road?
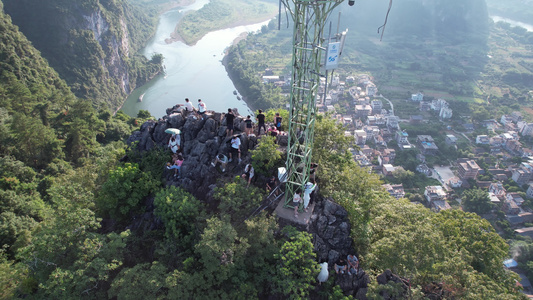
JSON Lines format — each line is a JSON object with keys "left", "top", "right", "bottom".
{"left": 380, "top": 94, "right": 394, "bottom": 116}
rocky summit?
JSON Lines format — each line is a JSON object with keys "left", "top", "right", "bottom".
{"left": 126, "top": 105, "right": 377, "bottom": 297}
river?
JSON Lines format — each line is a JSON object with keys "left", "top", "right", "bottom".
{"left": 120, "top": 0, "right": 270, "bottom": 118}
{"left": 491, "top": 15, "right": 533, "bottom": 32}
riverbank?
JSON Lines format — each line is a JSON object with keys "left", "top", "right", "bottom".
{"left": 221, "top": 46, "right": 254, "bottom": 112}
{"left": 169, "top": 0, "right": 277, "bottom": 46}
{"left": 167, "top": 15, "right": 273, "bottom": 45}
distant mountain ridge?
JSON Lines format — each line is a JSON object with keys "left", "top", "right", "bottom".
{"left": 2, "top": 0, "right": 162, "bottom": 110}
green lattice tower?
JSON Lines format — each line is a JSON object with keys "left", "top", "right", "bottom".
{"left": 281, "top": 0, "right": 343, "bottom": 209}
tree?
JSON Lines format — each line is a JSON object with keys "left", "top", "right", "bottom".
{"left": 167, "top": 217, "right": 250, "bottom": 299}
{"left": 214, "top": 177, "right": 264, "bottom": 224}
{"left": 11, "top": 113, "right": 63, "bottom": 168}
{"left": 108, "top": 262, "right": 168, "bottom": 300}
{"left": 390, "top": 168, "right": 415, "bottom": 188}
{"left": 251, "top": 135, "right": 282, "bottom": 175}
{"left": 433, "top": 210, "right": 509, "bottom": 278}
{"left": 366, "top": 199, "right": 448, "bottom": 280}
{"left": 237, "top": 214, "right": 280, "bottom": 295}
{"left": 33, "top": 231, "right": 128, "bottom": 299}
{"left": 63, "top": 100, "right": 105, "bottom": 164}
{"left": 461, "top": 188, "right": 493, "bottom": 214}
{"left": 274, "top": 228, "right": 319, "bottom": 299}
{"left": 0, "top": 252, "right": 28, "bottom": 298}
{"left": 97, "top": 162, "right": 159, "bottom": 222}
{"left": 312, "top": 115, "right": 381, "bottom": 253}
{"left": 153, "top": 186, "right": 203, "bottom": 249}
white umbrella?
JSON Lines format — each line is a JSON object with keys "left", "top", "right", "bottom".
{"left": 165, "top": 128, "right": 181, "bottom": 135}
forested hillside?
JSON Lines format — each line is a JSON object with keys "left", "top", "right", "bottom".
{"left": 2, "top": 0, "right": 163, "bottom": 110}
{"left": 0, "top": 3, "right": 149, "bottom": 296}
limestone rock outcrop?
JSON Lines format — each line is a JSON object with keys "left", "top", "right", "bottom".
{"left": 309, "top": 197, "right": 370, "bottom": 297}
{"left": 127, "top": 107, "right": 254, "bottom": 200}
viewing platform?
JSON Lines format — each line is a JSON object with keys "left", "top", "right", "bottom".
{"left": 274, "top": 195, "right": 316, "bottom": 226}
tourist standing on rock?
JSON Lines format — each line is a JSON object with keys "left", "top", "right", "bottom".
{"left": 197, "top": 99, "right": 207, "bottom": 120}
{"left": 244, "top": 115, "right": 253, "bottom": 136}
{"left": 184, "top": 98, "right": 194, "bottom": 113}
{"left": 303, "top": 180, "right": 316, "bottom": 212}
{"left": 211, "top": 153, "right": 228, "bottom": 172}
{"left": 293, "top": 188, "right": 302, "bottom": 218}
{"left": 256, "top": 109, "right": 266, "bottom": 135}
{"left": 229, "top": 135, "right": 241, "bottom": 163}
{"left": 241, "top": 163, "right": 255, "bottom": 187}
{"left": 274, "top": 112, "right": 283, "bottom": 131}
{"left": 225, "top": 108, "right": 235, "bottom": 137}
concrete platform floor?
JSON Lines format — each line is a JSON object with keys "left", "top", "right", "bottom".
{"left": 274, "top": 195, "right": 316, "bottom": 225}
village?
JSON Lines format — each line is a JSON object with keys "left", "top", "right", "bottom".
{"left": 263, "top": 70, "right": 533, "bottom": 291}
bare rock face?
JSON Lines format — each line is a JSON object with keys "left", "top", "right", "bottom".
{"left": 310, "top": 198, "right": 354, "bottom": 265}
{"left": 309, "top": 197, "right": 370, "bottom": 297}
{"left": 335, "top": 270, "right": 371, "bottom": 299}
{"left": 127, "top": 109, "right": 250, "bottom": 201}
{"left": 375, "top": 269, "right": 410, "bottom": 299}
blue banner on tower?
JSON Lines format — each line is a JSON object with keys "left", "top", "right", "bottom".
{"left": 325, "top": 42, "right": 340, "bottom": 70}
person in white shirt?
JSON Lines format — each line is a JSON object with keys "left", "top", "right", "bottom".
{"left": 211, "top": 153, "right": 229, "bottom": 172}
{"left": 197, "top": 99, "right": 207, "bottom": 119}
{"left": 184, "top": 98, "right": 194, "bottom": 112}
{"left": 303, "top": 180, "right": 317, "bottom": 212}
{"left": 229, "top": 135, "right": 241, "bottom": 163}
{"left": 242, "top": 164, "right": 254, "bottom": 187}
{"left": 168, "top": 135, "right": 180, "bottom": 153}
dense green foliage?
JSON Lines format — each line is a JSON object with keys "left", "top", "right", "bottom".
{"left": 274, "top": 228, "right": 320, "bottom": 299}
{"left": 153, "top": 186, "right": 203, "bottom": 247}
{"left": 97, "top": 162, "right": 160, "bottom": 222}
{"left": 214, "top": 177, "right": 264, "bottom": 224}
{"left": 462, "top": 188, "right": 494, "bottom": 214}
{"left": 310, "top": 113, "right": 523, "bottom": 297}
{"left": 250, "top": 135, "right": 282, "bottom": 175}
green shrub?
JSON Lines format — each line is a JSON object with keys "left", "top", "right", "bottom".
{"left": 97, "top": 163, "right": 159, "bottom": 222}
{"left": 153, "top": 186, "right": 203, "bottom": 248}
{"left": 214, "top": 177, "right": 264, "bottom": 224}
{"left": 251, "top": 135, "right": 282, "bottom": 176}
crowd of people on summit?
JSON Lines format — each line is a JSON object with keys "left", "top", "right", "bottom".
{"left": 165, "top": 98, "right": 323, "bottom": 214}
{"left": 162, "top": 97, "right": 357, "bottom": 284}
{"left": 165, "top": 98, "right": 285, "bottom": 186}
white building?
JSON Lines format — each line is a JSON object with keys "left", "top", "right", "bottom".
{"left": 366, "top": 83, "right": 378, "bottom": 97}
{"left": 439, "top": 106, "right": 453, "bottom": 119}
{"left": 411, "top": 93, "right": 424, "bottom": 101}
{"left": 424, "top": 186, "right": 447, "bottom": 203}
{"left": 354, "top": 130, "right": 367, "bottom": 145}
{"left": 386, "top": 115, "right": 400, "bottom": 129}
